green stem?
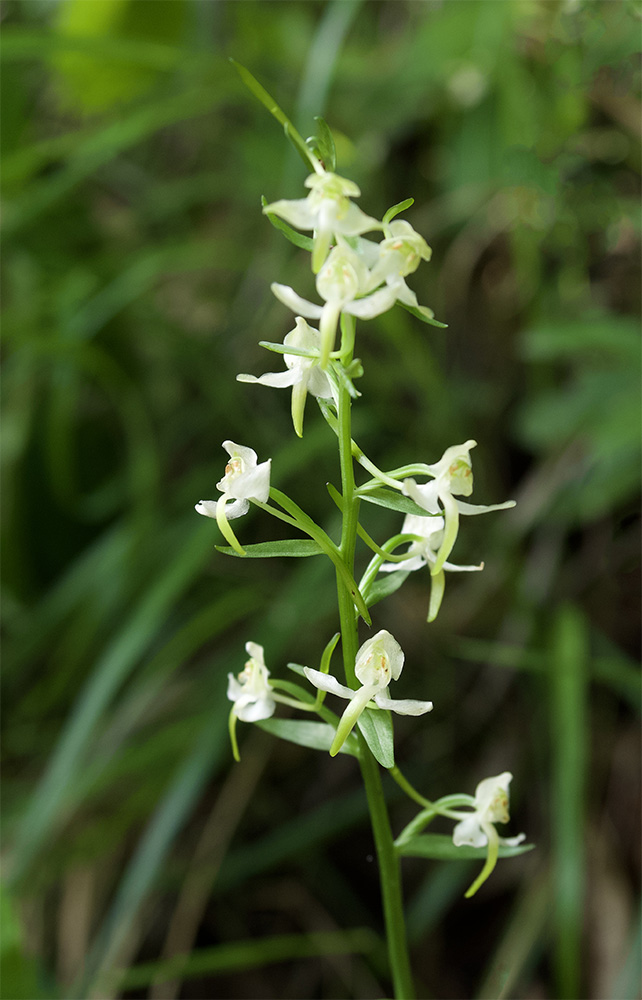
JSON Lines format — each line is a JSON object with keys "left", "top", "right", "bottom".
{"left": 334, "top": 332, "right": 415, "bottom": 999}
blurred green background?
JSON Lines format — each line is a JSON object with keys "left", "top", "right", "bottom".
{"left": 2, "top": 1, "right": 640, "bottom": 997}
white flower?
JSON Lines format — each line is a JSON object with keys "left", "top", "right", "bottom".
{"left": 272, "top": 243, "right": 400, "bottom": 367}
{"left": 263, "top": 168, "right": 381, "bottom": 273}
{"left": 227, "top": 642, "right": 276, "bottom": 762}
{"left": 236, "top": 318, "right": 336, "bottom": 437}
{"left": 450, "top": 772, "right": 526, "bottom": 897}
{"left": 379, "top": 511, "right": 483, "bottom": 621}
{"left": 227, "top": 642, "right": 276, "bottom": 723}
{"left": 195, "top": 441, "right": 271, "bottom": 555}
{"left": 363, "top": 219, "right": 435, "bottom": 320}
{"left": 402, "top": 440, "right": 515, "bottom": 577}
{"left": 304, "top": 629, "right": 433, "bottom": 756}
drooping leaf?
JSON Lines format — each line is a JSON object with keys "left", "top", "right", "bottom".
{"left": 216, "top": 540, "right": 324, "bottom": 558}
{"left": 261, "top": 197, "right": 315, "bottom": 251}
{"left": 256, "top": 718, "right": 359, "bottom": 757}
{"left": 398, "top": 301, "right": 448, "bottom": 328}
{"left": 396, "top": 834, "right": 535, "bottom": 861}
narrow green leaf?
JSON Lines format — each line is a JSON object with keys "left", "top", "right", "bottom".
{"left": 396, "top": 834, "right": 535, "bottom": 861}
{"left": 269, "top": 488, "right": 371, "bottom": 624}
{"left": 550, "top": 605, "right": 588, "bottom": 999}
{"left": 310, "top": 115, "right": 337, "bottom": 172}
{"left": 359, "top": 487, "right": 436, "bottom": 518}
{"left": 398, "top": 301, "right": 448, "bottom": 328}
{"left": 331, "top": 358, "right": 362, "bottom": 399}
{"left": 357, "top": 709, "right": 395, "bottom": 769}
{"left": 363, "top": 570, "right": 410, "bottom": 609}
{"left": 229, "top": 59, "right": 316, "bottom": 170}
{"left": 383, "top": 198, "right": 414, "bottom": 225}
{"left": 286, "top": 662, "right": 307, "bottom": 679}
{"left": 216, "top": 540, "right": 323, "bottom": 558}
{"left": 261, "top": 197, "right": 315, "bottom": 251}
{"left": 256, "top": 718, "right": 359, "bottom": 757}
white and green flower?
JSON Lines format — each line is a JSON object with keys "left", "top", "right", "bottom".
{"left": 304, "top": 629, "right": 433, "bottom": 756}
{"left": 272, "top": 240, "right": 417, "bottom": 367}
{"left": 450, "top": 772, "right": 526, "bottom": 897}
{"left": 363, "top": 219, "right": 435, "bottom": 320}
{"left": 263, "top": 168, "right": 381, "bottom": 273}
{"left": 227, "top": 642, "right": 276, "bottom": 761}
{"left": 379, "top": 511, "right": 483, "bottom": 621}
{"left": 227, "top": 641, "right": 276, "bottom": 722}
{"left": 402, "top": 440, "right": 515, "bottom": 577}
{"left": 195, "top": 440, "right": 271, "bottom": 555}
{"left": 236, "top": 317, "right": 336, "bottom": 437}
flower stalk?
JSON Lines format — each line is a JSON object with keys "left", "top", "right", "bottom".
{"left": 196, "top": 68, "right": 529, "bottom": 999}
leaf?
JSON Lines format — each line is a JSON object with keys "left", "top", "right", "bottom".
{"left": 229, "top": 59, "right": 316, "bottom": 170}
{"left": 396, "top": 833, "right": 535, "bottom": 861}
{"left": 258, "top": 341, "right": 318, "bottom": 359}
{"left": 286, "top": 662, "right": 307, "bottom": 679}
{"left": 256, "top": 718, "right": 359, "bottom": 757}
{"left": 358, "top": 487, "right": 436, "bottom": 518}
{"left": 364, "top": 571, "right": 410, "bottom": 609}
{"left": 310, "top": 116, "right": 337, "bottom": 172}
{"left": 331, "top": 358, "right": 362, "bottom": 399}
{"left": 269, "top": 488, "right": 371, "bottom": 625}
{"left": 357, "top": 709, "right": 395, "bottom": 769}
{"left": 261, "top": 197, "right": 315, "bottom": 251}
{"left": 383, "top": 198, "right": 414, "bottom": 225}
{"left": 216, "top": 540, "right": 324, "bottom": 558}
{"left": 398, "top": 301, "right": 448, "bottom": 328}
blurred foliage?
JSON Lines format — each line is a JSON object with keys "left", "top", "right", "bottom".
{"left": 1, "top": 1, "right": 640, "bottom": 998}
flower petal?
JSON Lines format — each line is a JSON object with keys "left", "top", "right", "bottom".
{"left": 303, "top": 667, "right": 354, "bottom": 700}
{"left": 373, "top": 694, "right": 433, "bottom": 715}
{"left": 263, "top": 197, "right": 317, "bottom": 230}
{"left": 237, "top": 370, "right": 299, "bottom": 389}
{"left": 453, "top": 815, "right": 487, "bottom": 848}
{"left": 271, "top": 283, "right": 323, "bottom": 319}
{"left": 455, "top": 499, "right": 516, "bottom": 515}
{"left": 345, "top": 285, "right": 397, "bottom": 319}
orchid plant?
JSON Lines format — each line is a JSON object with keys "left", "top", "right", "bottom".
{"left": 197, "top": 63, "right": 532, "bottom": 999}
